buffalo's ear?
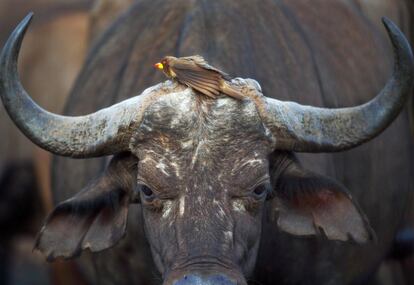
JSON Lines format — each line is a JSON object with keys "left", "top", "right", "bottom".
{"left": 34, "top": 153, "right": 138, "bottom": 261}
{"left": 270, "top": 153, "right": 375, "bottom": 243}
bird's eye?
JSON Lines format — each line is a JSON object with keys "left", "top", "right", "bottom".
{"left": 140, "top": 185, "right": 154, "bottom": 200}
{"left": 252, "top": 183, "right": 270, "bottom": 199}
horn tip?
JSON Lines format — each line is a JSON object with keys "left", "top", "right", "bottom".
{"left": 19, "top": 12, "right": 34, "bottom": 32}
{"left": 1, "top": 12, "right": 34, "bottom": 61}
{"left": 381, "top": 16, "right": 391, "bottom": 26}
{"left": 381, "top": 16, "right": 414, "bottom": 70}
{"left": 381, "top": 16, "right": 399, "bottom": 37}
{"left": 380, "top": 16, "right": 408, "bottom": 45}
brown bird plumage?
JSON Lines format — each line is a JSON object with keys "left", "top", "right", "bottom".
{"left": 154, "top": 55, "right": 244, "bottom": 100}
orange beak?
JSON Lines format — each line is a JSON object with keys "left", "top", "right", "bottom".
{"left": 154, "top": 62, "right": 164, "bottom": 70}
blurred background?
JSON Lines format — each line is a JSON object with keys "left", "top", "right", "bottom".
{"left": 0, "top": 0, "right": 413, "bottom": 285}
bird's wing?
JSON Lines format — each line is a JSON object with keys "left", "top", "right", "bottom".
{"left": 171, "top": 60, "right": 222, "bottom": 98}
{"left": 178, "top": 56, "right": 231, "bottom": 80}
{"left": 192, "top": 56, "right": 231, "bottom": 79}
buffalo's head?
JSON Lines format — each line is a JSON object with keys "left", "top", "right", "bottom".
{"left": 1, "top": 14, "right": 413, "bottom": 285}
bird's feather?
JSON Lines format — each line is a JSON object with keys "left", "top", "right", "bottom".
{"left": 171, "top": 60, "right": 223, "bottom": 98}
{"left": 179, "top": 55, "right": 231, "bottom": 80}
{"left": 177, "top": 72, "right": 219, "bottom": 98}
{"left": 182, "top": 72, "right": 220, "bottom": 89}
{"left": 189, "top": 84, "right": 217, "bottom": 98}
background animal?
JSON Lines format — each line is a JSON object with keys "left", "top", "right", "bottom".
{"left": 0, "top": 1, "right": 136, "bottom": 284}
{"left": 0, "top": 2, "right": 90, "bottom": 284}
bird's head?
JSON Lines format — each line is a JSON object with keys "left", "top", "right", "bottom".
{"left": 154, "top": 57, "right": 171, "bottom": 70}
{"left": 154, "top": 56, "right": 177, "bottom": 77}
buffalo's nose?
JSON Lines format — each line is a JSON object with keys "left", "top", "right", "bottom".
{"left": 173, "top": 274, "right": 237, "bottom": 285}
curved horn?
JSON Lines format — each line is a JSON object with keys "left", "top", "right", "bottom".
{"left": 263, "top": 18, "right": 414, "bottom": 152}
{"left": 0, "top": 13, "right": 142, "bottom": 158}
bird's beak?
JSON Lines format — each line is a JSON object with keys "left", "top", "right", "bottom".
{"left": 154, "top": 62, "right": 164, "bottom": 70}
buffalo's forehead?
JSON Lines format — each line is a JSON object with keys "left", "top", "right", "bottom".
{"left": 131, "top": 80, "right": 272, "bottom": 184}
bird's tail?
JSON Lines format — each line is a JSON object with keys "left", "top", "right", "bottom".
{"left": 220, "top": 81, "right": 245, "bottom": 100}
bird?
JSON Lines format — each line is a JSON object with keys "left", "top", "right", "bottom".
{"left": 154, "top": 55, "right": 244, "bottom": 100}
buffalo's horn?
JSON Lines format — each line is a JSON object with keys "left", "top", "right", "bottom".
{"left": 263, "top": 18, "right": 414, "bottom": 152}
{"left": 0, "top": 13, "right": 143, "bottom": 158}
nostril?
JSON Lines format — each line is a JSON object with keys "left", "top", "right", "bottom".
{"left": 207, "top": 275, "right": 236, "bottom": 284}
{"left": 172, "top": 274, "right": 237, "bottom": 285}
{"left": 172, "top": 274, "right": 198, "bottom": 285}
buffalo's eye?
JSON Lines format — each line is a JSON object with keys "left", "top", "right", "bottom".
{"left": 252, "top": 183, "right": 270, "bottom": 199}
{"left": 140, "top": 185, "right": 154, "bottom": 200}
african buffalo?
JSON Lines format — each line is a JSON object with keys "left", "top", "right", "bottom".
{"left": 1, "top": 1, "right": 414, "bottom": 284}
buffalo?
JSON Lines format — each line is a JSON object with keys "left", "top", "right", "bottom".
{"left": 1, "top": 1, "right": 414, "bottom": 284}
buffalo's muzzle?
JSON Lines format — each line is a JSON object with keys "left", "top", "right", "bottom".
{"left": 172, "top": 274, "right": 238, "bottom": 285}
